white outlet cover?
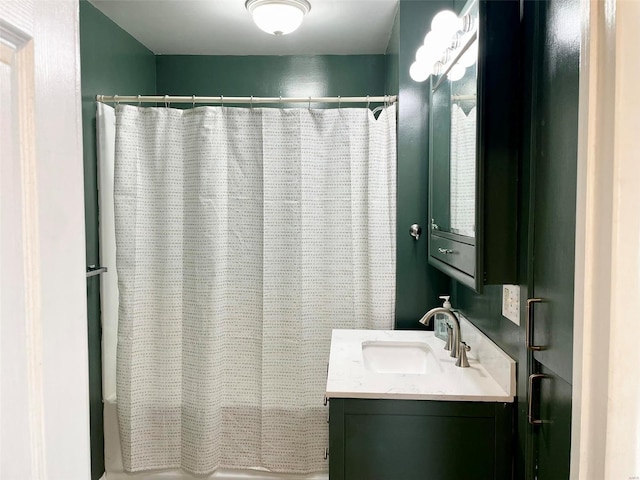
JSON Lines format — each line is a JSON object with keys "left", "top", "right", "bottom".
{"left": 502, "top": 284, "right": 520, "bottom": 325}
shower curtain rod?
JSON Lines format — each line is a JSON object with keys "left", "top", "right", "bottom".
{"left": 96, "top": 94, "right": 398, "bottom": 106}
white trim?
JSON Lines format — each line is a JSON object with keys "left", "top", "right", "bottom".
{"left": 603, "top": 0, "right": 640, "bottom": 475}
{"left": 572, "top": 0, "right": 615, "bottom": 477}
{"left": 572, "top": 0, "right": 640, "bottom": 478}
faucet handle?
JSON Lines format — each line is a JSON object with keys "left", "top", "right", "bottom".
{"left": 444, "top": 325, "right": 453, "bottom": 351}
{"left": 456, "top": 341, "right": 471, "bottom": 368}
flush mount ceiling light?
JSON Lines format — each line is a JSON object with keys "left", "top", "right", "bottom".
{"left": 245, "top": 0, "right": 311, "bottom": 36}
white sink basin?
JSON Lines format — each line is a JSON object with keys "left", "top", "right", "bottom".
{"left": 361, "top": 340, "right": 442, "bottom": 374}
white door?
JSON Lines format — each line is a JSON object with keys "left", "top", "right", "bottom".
{"left": 0, "top": 1, "right": 90, "bottom": 479}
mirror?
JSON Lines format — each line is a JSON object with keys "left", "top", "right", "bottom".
{"left": 429, "top": 0, "right": 478, "bottom": 240}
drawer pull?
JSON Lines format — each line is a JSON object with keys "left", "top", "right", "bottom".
{"left": 438, "top": 248, "right": 455, "bottom": 254}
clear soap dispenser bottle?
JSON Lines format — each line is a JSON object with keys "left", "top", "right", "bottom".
{"left": 434, "top": 295, "right": 452, "bottom": 342}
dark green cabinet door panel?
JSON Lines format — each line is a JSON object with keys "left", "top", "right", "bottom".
{"left": 532, "top": 364, "right": 572, "bottom": 480}
{"left": 530, "top": 0, "right": 579, "bottom": 385}
{"left": 329, "top": 399, "right": 513, "bottom": 480}
{"left": 345, "top": 414, "right": 494, "bottom": 480}
{"left": 525, "top": 0, "right": 579, "bottom": 477}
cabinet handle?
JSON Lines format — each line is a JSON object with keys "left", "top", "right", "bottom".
{"left": 324, "top": 448, "right": 329, "bottom": 460}
{"left": 323, "top": 395, "right": 328, "bottom": 406}
{"left": 526, "top": 298, "right": 545, "bottom": 351}
{"left": 528, "top": 373, "right": 549, "bottom": 425}
{"left": 438, "top": 248, "right": 455, "bottom": 254}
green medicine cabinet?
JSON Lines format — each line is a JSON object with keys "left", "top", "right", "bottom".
{"left": 428, "top": 0, "right": 520, "bottom": 292}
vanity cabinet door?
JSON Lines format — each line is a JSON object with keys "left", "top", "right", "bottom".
{"left": 329, "top": 399, "right": 513, "bottom": 480}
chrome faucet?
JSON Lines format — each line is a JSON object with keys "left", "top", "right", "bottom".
{"left": 418, "top": 307, "right": 466, "bottom": 365}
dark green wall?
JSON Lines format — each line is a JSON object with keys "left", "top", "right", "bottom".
{"left": 395, "top": 1, "right": 450, "bottom": 329}
{"left": 156, "top": 55, "right": 386, "bottom": 107}
{"left": 79, "top": 2, "right": 156, "bottom": 478}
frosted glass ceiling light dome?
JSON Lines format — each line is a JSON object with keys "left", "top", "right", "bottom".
{"left": 246, "top": 0, "right": 311, "bottom": 36}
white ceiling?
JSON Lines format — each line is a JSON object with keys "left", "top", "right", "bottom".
{"left": 89, "top": 0, "right": 400, "bottom": 55}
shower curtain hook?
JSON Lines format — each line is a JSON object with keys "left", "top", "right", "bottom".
{"left": 114, "top": 94, "right": 119, "bottom": 106}
{"left": 250, "top": 95, "right": 254, "bottom": 110}
{"left": 338, "top": 96, "right": 341, "bottom": 109}
{"left": 137, "top": 95, "right": 141, "bottom": 107}
{"left": 164, "top": 95, "right": 169, "bottom": 108}
{"left": 308, "top": 96, "right": 311, "bottom": 110}
{"left": 367, "top": 95, "right": 370, "bottom": 109}
{"left": 221, "top": 95, "right": 224, "bottom": 107}
{"left": 279, "top": 96, "right": 282, "bottom": 109}
{"left": 192, "top": 95, "right": 196, "bottom": 108}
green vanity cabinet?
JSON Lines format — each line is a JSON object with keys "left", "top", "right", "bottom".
{"left": 329, "top": 398, "right": 513, "bottom": 480}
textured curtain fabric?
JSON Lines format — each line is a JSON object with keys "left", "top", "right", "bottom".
{"left": 114, "top": 105, "right": 396, "bottom": 474}
{"left": 450, "top": 104, "right": 476, "bottom": 237}
{"left": 96, "top": 103, "right": 119, "bottom": 401}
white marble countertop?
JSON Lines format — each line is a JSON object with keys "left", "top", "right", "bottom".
{"left": 326, "top": 319, "right": 515, "bottom": 403}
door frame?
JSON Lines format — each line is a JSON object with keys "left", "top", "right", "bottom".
{"left": 0, "top": 0, "right": 91, "bottom": 478}
{"left": 572, "top": 0, "right": 640, "bottom": 478}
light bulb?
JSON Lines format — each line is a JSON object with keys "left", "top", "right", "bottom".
{"left": 459, "top": 41, "right": 478, "bottom": 68}
{"left": 416, "top": 45, "right": 435, "bottom": 65}
{"left": 424, "top": 31, "right": 450, "bottom": 58}
{"left": 251, "top": 4, "right": 304, "bottom": 35}
{"left": 410, "top": 61, "right": 432, "bottom": 82}
{"left": 246, "top": 0, "right": 312, "bottom": 36}
{"left": 431, "top": 10, "right": 462, "bottom": 37}
{"left": 448, "top": 64, "right": 466, "bottom": 82}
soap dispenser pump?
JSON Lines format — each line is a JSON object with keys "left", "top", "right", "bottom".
{"left": 439, "top": 295, "right": 452, "bottom": 310}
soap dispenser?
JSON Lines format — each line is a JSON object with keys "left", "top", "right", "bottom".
{"left": 440, "top": 295, "right": 452, "bottom": 310}
{"left": 434, "top": 295, "right": 452, "bottom": 342}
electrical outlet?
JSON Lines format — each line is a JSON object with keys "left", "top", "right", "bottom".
{"left": 502, "top": 285, "right": 520, "bottom": 325}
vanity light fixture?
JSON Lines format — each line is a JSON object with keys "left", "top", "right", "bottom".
{"left": 409, "top": 9, "right": 474, "bottom": 83}
{"left": 245, "top": 0, "right": 311, "bottom": 36}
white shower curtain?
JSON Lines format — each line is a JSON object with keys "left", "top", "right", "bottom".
{"left": 113, "top": 104, "right": 396, "bottom": 474}
{"left": 450, "top": 103, "right": 476, "bottom": 237}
